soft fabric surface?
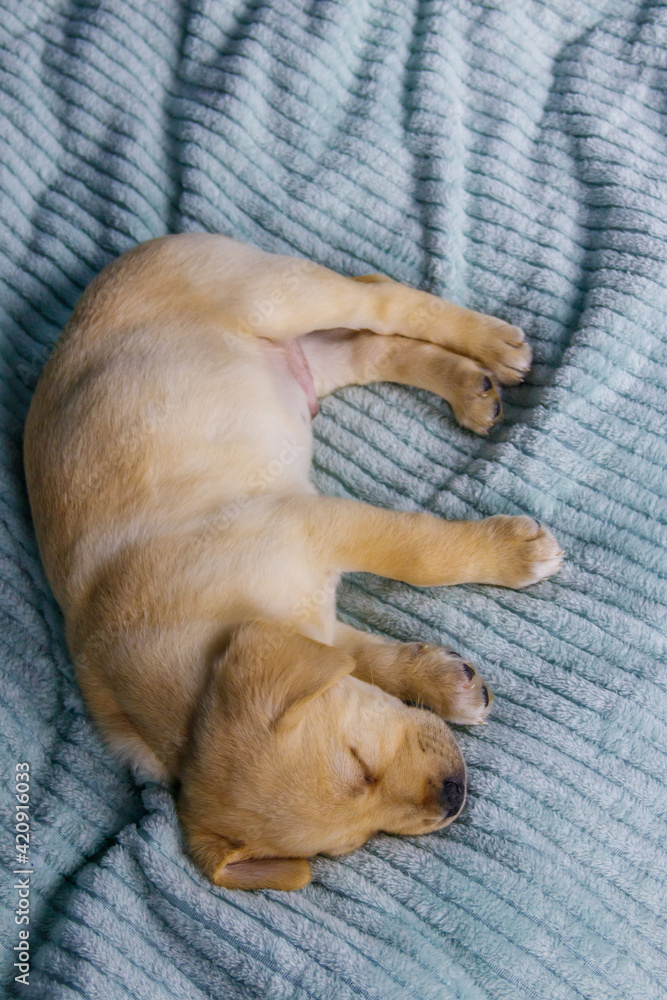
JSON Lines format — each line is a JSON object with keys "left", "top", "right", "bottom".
{"left": 1, "top": 1, "right": 666, "bottom": 998}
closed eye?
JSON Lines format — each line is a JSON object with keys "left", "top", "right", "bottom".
{"left": 349, "top": 746, "right": 378, "bottom": 786}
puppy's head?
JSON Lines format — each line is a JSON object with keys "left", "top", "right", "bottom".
{"left": 178, "top": 621, "right": 466, "bottom": 890}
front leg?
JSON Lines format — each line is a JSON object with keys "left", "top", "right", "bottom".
{"left": 334, "top": 623, "right": 492, "bottom": 725}
{"left": 292, "top": 496, "right": 563, "bottom": 589}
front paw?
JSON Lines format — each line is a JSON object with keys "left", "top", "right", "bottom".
{"left": 404, "top": 643, "right": 493, "bottom": 725}
{"left": 478, "top": 515, "right": 564, "bottom": 588}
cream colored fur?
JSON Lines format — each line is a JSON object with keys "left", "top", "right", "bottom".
{"left": 24, "top": 234, "right": 562, "bottom": 890}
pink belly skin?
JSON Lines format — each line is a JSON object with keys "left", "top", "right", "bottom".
{"left": 284, "top": 339, "right": 319, "bottom": 419}
{"left": 261, "top": 338, "right": 319, "bottom": 421}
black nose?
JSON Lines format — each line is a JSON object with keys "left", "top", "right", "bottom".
{"left": 440, "top": 779, "right": 465, "bottom": 818}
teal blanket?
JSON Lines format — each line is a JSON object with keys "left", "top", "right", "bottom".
{"left": 1, "top": 1, "right": 666, "bottom": 997}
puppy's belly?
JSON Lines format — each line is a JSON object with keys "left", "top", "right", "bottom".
{"left": 260, "top": 338, "right": 319, "bottom": 424}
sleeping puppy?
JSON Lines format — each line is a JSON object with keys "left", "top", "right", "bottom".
{"left": 24, "top": 234, "right": 562, "bottom": 890}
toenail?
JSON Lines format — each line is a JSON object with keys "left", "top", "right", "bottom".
{"left": 493, "top": 401, "right": 500, "bottom": 418}
{"left": 481, "top": 685, "right": 489, "bottom": 707}
{"left": 481, "top": 376, "right": 492, "bottom": 393}
{"left": 462, "top": 663, "right": 474, "bottom": 681}
{"left": 532, "top": 518, "right": 541, "bottom": 530}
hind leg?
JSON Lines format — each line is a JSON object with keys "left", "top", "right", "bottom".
{"left": 122, "top": 235, "right": 529, "bottom": 388}
{"left": 300, "top": 328, "right": 504, "bottom": 434}
{"left": 347, "top": 273, "right": 531, "bottom": 386}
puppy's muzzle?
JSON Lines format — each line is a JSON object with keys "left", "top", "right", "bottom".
{"left": 440, "top": 777, "right": 466, "bottom": 818}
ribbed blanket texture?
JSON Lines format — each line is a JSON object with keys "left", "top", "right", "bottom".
{"left": 1, "top": 1, "right": 666, "bottom": 998}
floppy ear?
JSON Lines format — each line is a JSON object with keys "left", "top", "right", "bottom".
{"left": 218, "top": 619, "right": 355, "bottom": 726}
{"left": 186, "top": 825, "right": 311, "bottom": 891}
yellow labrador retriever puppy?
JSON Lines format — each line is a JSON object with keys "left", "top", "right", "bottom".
{"left": 24, "top": 234, "right": 562, "bottom": 890}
